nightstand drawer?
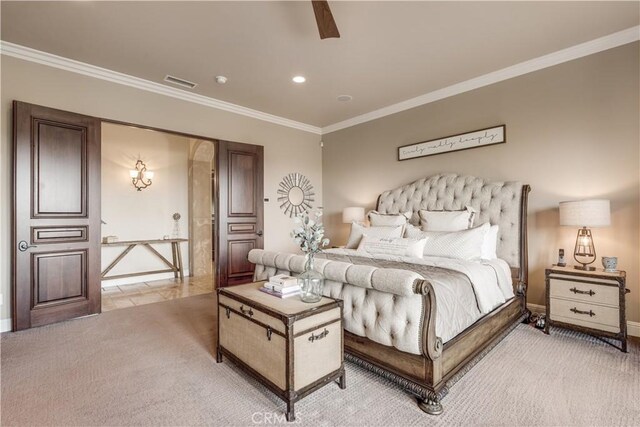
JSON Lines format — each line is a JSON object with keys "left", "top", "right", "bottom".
{"left": 549, "top": 298, "right": 620, "bottom": 333}
{"left": 545, "top": 266, "right": 628, "bottom": 352}
{"left": 549, "top": 278, "right": 618, "bottom": 307}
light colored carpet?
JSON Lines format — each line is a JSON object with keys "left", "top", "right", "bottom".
{"left": 1, "top": 293, "right": 638, "bottom": 426}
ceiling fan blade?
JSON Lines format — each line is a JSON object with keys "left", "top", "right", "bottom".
{"left": 311, "top": 1, "right": 340, "bottom": 39}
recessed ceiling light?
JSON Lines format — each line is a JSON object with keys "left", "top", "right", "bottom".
{"left": 292, "top": 76, "right": 306, "bottom": 83}
{"left": 337, "top": 95, "right": 353, "bottom": 102}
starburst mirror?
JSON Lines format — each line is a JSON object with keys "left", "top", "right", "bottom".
{"left": 277, "top": 173, "right": 315, "bottom": 217}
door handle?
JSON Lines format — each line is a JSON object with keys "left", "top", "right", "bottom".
{"left": 256, "top": 230, "right": 263, "bottom": 236}
{"left": 18, "top": 240, "right": 38, "bottom": 252}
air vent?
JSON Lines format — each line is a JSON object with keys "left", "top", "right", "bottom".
{"left": 163, "top": 75, "right": 197, "bottom": 89}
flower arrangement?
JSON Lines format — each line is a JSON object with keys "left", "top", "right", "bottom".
{"left": 291, "top": 210, "right": 329, "bottom": 303}
{"left": 291, "top": 210, "right": 330, "bottom": 257}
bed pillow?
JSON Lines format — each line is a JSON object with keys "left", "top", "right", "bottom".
{"left": 357, "top": 235, "right": 427, "bottom": 258}
{"left": 481, "top": 224, "right": 499, "bottom": 260}
{"left": 405, "top": 222, "right": 489, "bottom": 260}
{"left": 368, "top": 210, "right": 412, "bottom": 227}
{"left": 418, "top": 206, "right": 475, "bottom": 232}
{"left": 345, "top": 222, "right": 404, "bottom": 249}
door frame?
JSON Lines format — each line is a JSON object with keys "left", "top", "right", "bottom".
{"left": 100, "top": 118, "right": 223, "bottom": 286}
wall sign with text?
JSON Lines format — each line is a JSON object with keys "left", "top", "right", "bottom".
{"left": 398, "top": 125, "right": 506, "bottom": 161}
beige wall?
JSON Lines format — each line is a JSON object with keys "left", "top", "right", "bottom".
{"left": 0, "top": 55, "right": 322, "bottom": 325}
{"left": 322, "top": 43, "right": 640, "bottom": 322}
{"left": 101, "top": 123, "right": 190, "bottom": 285}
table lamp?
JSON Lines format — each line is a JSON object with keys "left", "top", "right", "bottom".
{"left": 342, "top": 207, "right": 365, "bottom": 225}
{"left": 559, "top": 199, "right": 610, "bottom": 271}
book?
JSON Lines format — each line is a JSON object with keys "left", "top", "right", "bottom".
{"left": 269, "top": 274, "right": 298, "bottom": 287}
{"left": 263, "top": 282, "right": 300, "bottom": 294}
{"left": 259, "top": 286, "right": 300, "bottom": 299}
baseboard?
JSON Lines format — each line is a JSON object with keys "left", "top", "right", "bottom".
{"left": 1, "top": 318, "right": 12, "bottom": 333}
{"left": 527, "top": 303, "right": 640, "bottom": 338}
{"left": 101, "top": 270, "right": 189, "bottom": 288}
{"left": 527, "top": 303, "right": 546, "bottom": 314}
{"left": 627, "top": 321, "right": 640, "bottom": 338}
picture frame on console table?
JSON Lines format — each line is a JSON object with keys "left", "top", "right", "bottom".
{"left": 398, "top": 125, "right": 506, "bottom": 161}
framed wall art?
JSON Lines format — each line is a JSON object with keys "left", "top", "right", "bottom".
{"left": 398, "top": 125, "right": 506, "bottom": 161}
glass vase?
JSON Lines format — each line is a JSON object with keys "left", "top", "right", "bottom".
{"left": 298, "top": 254, "right": 324, "bottom": 303}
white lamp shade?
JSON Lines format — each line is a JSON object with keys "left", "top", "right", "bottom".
{"left": 342, "top": 207, "right": 365, "bottom": 224}
{"left": 559, "top": 199, "right": 610, "bottom": 227}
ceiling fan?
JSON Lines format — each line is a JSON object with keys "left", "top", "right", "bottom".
{"left": 311, "top": 1, "right": 340, "bottom": 39}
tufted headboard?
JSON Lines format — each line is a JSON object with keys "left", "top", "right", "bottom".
{"left": 376, "top": 173, "right": 530, "bottom": 287}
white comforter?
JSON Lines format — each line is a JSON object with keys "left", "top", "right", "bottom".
{"left": 323, "top": 248, "right": 514, "bottom": 343}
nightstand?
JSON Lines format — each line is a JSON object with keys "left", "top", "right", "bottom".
{"left": 545, "top": 265, "right": 629, "bottom": 352}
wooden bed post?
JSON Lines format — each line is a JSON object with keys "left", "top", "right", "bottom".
{"left": 518, "top": 185, "right": 531, "bottom": 318}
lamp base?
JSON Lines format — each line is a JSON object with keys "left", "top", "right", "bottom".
{"left": 574, "top": 265, "right": 596, "bottom": 271}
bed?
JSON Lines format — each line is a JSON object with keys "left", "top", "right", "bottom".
{"left": 249, "top": 173, "right": 530, "bottom": 414}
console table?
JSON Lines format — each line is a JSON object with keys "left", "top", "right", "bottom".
{"left": 101, "top": 238, "right": 188, "bottom": 281}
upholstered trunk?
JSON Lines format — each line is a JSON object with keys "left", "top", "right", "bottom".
{"left": 217, "top": 282, "right": 345, "bottom": 421}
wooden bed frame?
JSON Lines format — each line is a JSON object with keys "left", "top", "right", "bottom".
{"left": 342, "top": 182, "right": 531, "bottom": 415}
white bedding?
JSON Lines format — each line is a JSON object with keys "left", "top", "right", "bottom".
{"left": 323, "top": 248, "right": 514, "bottom": 343}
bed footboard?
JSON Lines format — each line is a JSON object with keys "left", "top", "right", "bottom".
{"left": 249, "top": 249, "right": 435, "bottom": 357}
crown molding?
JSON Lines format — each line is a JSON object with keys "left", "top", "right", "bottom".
{"left": 2, "top": 26, "right": 638, "bottom": 137}
{"left": 0, "top": 41, "right": 322, "bottom": 135}
{"left": 321, "top": 25, "right": 640, "bottom": 135}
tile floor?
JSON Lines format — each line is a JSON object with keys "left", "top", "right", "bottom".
{"left": 101, "top": 275, "right": 214, "bottom": 312}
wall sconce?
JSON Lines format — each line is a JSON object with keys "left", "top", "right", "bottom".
{"left": 130, "top": 160, "right": 154, "bottom": 191}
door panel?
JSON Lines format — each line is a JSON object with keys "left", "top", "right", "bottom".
{"left": 33, "top": 250, "right": 86, "bottom": 305}
{"left": 13, "top": 101, "right": 101, "bottom": 331}
{"left": 227, "top": 240, "right": 255, "bottom": 279}
{"left": 33, "top": 120, "right": 87, "bottom": 216}
{"left": 217, "top": 141, "right": 264, "bottom": 287}
{"left": 229, "top": 152, "right": 256, "bottom": 216}
{"left": 32, "top": 226, "right": 88, "bottom": 243}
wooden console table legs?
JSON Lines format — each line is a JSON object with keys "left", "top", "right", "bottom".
{"left": 101, "top": 238, "right": 187, "bottom": 281}
{"left": 170, "top": 241, "right": 184, "bottom": 280}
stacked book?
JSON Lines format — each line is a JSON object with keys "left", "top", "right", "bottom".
{"left": 260, "top": 274, "right": 300, "bottom": 298}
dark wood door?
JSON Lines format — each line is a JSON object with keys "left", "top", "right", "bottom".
{"left": 12, "top": 101, "right": 102, "bottom": 331}
{"left": 216, "top": 140, "right": 264, "bottom": 287}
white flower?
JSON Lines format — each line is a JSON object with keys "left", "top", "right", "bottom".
{"left": 290, "top": 209, "right": 330, "bottom": 255}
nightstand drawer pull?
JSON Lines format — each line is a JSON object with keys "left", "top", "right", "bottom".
{"left": 570, "top": 307, "right": 595, "bottom": 317}
{"left": 308, "top": 328, "right": 329, "bottom": 343}
{"left": 570, "top": 287, "right": 595, "bottom": 296}
{"left": 240, "top": 305, "right": 254, "bottom": 317}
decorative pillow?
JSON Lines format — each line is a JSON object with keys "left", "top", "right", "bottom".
{"left": 481, "top": 224, "right": 499, "bottom": 260}
{"left": 357, "top": 235, "right": 427, "bottom": 258}
{"left": 418, "top": 206, "right": 476, "bottom": 232}
{"left": 405, "top": 222, "right": 489, "bottom": 260}
{"left": 367, "top": 210, "right": 412, "bottom": 227}
{"left": 345, "top": 222, "right": 404, "bottom": 249}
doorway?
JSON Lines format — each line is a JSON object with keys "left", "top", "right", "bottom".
{"left": 12, "top": 101, "right": 264, "bottom": 330}
{"left": 99, "top": 123, "right": 214, "bottom": 312}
